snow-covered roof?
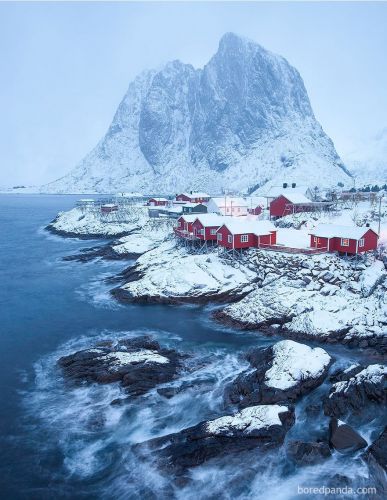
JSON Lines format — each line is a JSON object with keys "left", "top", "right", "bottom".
{"left": 101, "top": 203, "right": 118, "bottom": 208}
{"left": 219, "top": 219, "right": 276, "bottom": 235}
{"left": 178, "top": 214, "right": 198, "bottom": 222}
{"left": 311, "top": 224, "right": 375, "bottom": 240}
{"left": 180, "top": 192, "right": 209, "bottom": 198}
{"left": 78, "top": 198, "right": 95, "bottom": 202}
{"left": 194, "top": 214, "right": 225, "bottom": 227}
{"left": 209, "top": 197, "right": 249, "bottom": 207}
{"left": 183, "top": 202, "right": 206, "bottom": 208}
{"left": 281, "top": 193, "right": 312, "bottom": 204}
{"left": 149, "top": 197, "right": 168, "bottom": 202}
{"left": 265, "top": 186, "right": 310, "bottom": 199}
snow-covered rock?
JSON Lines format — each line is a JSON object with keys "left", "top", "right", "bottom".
{"left": 217, "top": 251, "right": 387, "bottom": 349}
{"left": 225, "top": 340, "right": 331, "bottom": 407}
{"left": 323, "top": 364, "right": 387, "bottom": 418}
{"left": 42, "top": 32, "right": 350, "bottom": 194}
{"left": 113, "top": 241, "right": 256, "bottom": 303}
{"left": 134, "top": 404, "right": 294, "bottom": 474}
{"left": 58, "top": 336, "right": 184, "bottom": 397}
{"left": 47, "top": 206, "right": 149, "bottom": 238}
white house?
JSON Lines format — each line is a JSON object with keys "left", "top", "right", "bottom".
{"left": 207, "top": 197, "right": 249, "bottom": 216}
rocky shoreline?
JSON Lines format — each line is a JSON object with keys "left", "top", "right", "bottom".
{"left": 57, "top": 335, "right": 387, "bottom": 487}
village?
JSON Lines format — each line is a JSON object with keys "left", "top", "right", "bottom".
{"left": 75, "top": 182, "right": 384, "bottom": 259}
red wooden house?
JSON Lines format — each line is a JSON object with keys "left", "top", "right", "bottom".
{"left": 309, "top": 224, "right": 378, "bottom": 254}
{"left": 216, "top": 220, "right": 277, "bottom": 250}
{"left": 101, "top": 203, "right": 118, "bottom": 214}
{"left": 147, "top": 197, "right": 168, "bottom": 206}
{"left": 191, "top": 214, "right": 225, "bottom": 241}
{"left": 176, "top": 192, "right": 210, "bottom": 204}
{"left": 270, "top": 193, "right": 313, "bottom": 218}
{"left": 174, "top": 214, "right": 198, "bottom": 238}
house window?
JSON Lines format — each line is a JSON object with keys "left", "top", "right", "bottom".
{"left": 184, "top": 223, "right": 188, "bottom": 231}
{"left": 238, "top": 207, "right": 241, "bottom": 212}
{"left": 228, "top": 235, "right": 232, "bottom": 244}
{"left": 313, "top": 236, "right": 317, "bottom": 243}
{"left": 241, "top": 234, "right": 249, "bottom": 243}
{"left": 210, "top": 229, "right": 216, "bottom": 235}
{"left": 217, "top": 233, "right": 222, "bottom": 241}
{"left": 226, "top": 207, "right": 230, "bottom": 213}
{"left": 359, "top": 238, "right": 365, "bottom": 247}
{"left": 341, "top": 238, "right": 350, "bottom": 247}
{"left": 200, "top": 229, "right": 204, "bottom": 235}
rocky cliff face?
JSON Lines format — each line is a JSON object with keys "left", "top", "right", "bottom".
{"left": 43, "top": 33, "right": 351, "bottom": 194}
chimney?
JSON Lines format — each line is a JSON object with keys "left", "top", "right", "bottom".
{"left": 366, "top": 223, "right": 370, "bottom": 227}
{"left": 283, "top": 183, "right": 288, "bottom": 189}
{"left": 190, "top": 190, "right": 193, "bottom": 195}
{"left": 292, "top": 183, "right": 296, "bottom": 188}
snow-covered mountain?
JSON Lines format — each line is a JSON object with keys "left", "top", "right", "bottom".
{"left": 43, "top": 32, "right": 351, "bottom": 194}
{"left": 344, "top": 129, "right": 387, "bottom": 186}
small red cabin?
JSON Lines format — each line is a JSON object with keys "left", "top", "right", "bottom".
{"left": 174, "top": 214, "right": 198, "bottom": 238}
{"left": 147, "top": 197, "right": 168, "bottom": 206}
{"left": 248, "top": 205, "right": 263, "bottom": 216}
{"left": 309, "top": 224, "right": 378, "bottom": 254}
{"left": 176, "top": 192, "right": 210, "bottom": 204}
{"left": 216, "top": 220, "right": 277, "bottom": 250}
{"left": 101, "top": 204, "right": 118, "bottom": 214}
{"left": 191, "top": 214, "right": 224, "bottom": 241}
{"left": 270, "top": 193, "right": 312, "bottom": 219}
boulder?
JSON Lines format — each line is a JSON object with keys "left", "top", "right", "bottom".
{"left": 58, "top": 336, "right": 184, "bottom": 396}
{"left": 134, "top": 405, "right": 295, "bottom": 475}
{"left": 328, "top": 418, "right": 367, "bottom": 454}
{"left": 225, "top": 340, "right": 331, "bottom": 408}
{"left": 323, "top": 365, "right": 387, "bottom": 418}
{"left": 287, "top": 440, "right": 331, "bottom": 466}
{"left": 366, "top": 427, "right": 387, "bottom": 494}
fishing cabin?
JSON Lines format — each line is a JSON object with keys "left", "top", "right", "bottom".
{"left": 309, "top": 224, "right": 379, "bottom": 254}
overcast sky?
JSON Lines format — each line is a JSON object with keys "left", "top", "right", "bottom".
{"left": 1, "top": 1, "right": 386, "bottom": 187}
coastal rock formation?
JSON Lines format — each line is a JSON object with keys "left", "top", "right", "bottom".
{"left": 323, "top": 364, "right": 387, "bottom": 418}
{"left": 224, "top": 340, "right": 331, "bottom": 407}
{"left": 366, "top": 427, "right": 387, "bottom": 494}
{"left": 113, "top": 241, "right": 257, "bottom": 304}
{"left": 216, "top": 251, "right": 387, "bottom": 351}
{"left": 43, "top": 33, "right": 350, "bottom": 194}
{"left": 328, "top": 418, "right": 367, "bottom": 454}
{"left": 134, "top": 405, "right": 294, "bottom": 475}
{"left": 286, "top": 440, "right": 331, "bottom": 466}
{"left": 58, "top": 336, "right": 185, "bottom": 396}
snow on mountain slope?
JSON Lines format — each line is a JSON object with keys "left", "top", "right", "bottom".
{"left": 42, "top": 33, "right": 351, "bottom": 194}
{"left": 344, "top": 128, "right": 387, "bottom": 186}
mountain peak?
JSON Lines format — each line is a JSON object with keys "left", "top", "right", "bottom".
{"left": 43, "top": 34, "right": 350, "bottom": 194}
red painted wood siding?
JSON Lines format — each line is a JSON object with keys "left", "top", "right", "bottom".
{"left": 192, "top": 220, "right": 219, "bottom": 240}
{"left": 148, "top": 198, "right": 167, "bottom": 206}
{"left": 248, "top": 206, "right": 262, "bottom": 216}
{"left": 310, "top": 235, "right": 329, "bottom": 249}
{"left": 176, "top": 194, "right": 210, "bottom": 203}
{"left": 216, "top": 225, "right": 257, "bottom": 249}
{"left": 310, "top": 229, "right": 378, "bottom": 254}
{"left": 177, "top": 216, "right": 194, "bottom": 232}
{"left": 270, "top": 195, "right": 291, "bottom": 218}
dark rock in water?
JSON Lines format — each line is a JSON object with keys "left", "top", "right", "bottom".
{"left": 327, "top": 474, "right": 352, "bottom": 489}
{"left": 287, "top": 440, "right": 331, "bottom": 466}
{"left": 329, "top": 363, "right": 364, "bottom": 383}
{"left": 63, "top": 243, "right": 141, "bottom": 262}
{"left": 366, "top": 427, "right": 387, "bottom": 494}
{"left": 134, "top": 405, "right": 295, "bottom": 475}
{"left": 58, "top": 336, "right": 185, "bottom": 397}
{"left": 328, "top": 418, "right": 367, "bottom": 454}
{"left": 323, "top": 364, "right": 386, "bottom": 418}
{"left": 224, "top": 340, "right": 331, "bottom": 408}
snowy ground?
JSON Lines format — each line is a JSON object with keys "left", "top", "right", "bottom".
{"left": 48, "top": 205, "right": 149, "bottom": 237}
{"left": 220, "top": 252, "right": 387, "bottom": 348}
{"left": 118, "top": 240, "right": 256, "bottom": 302}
